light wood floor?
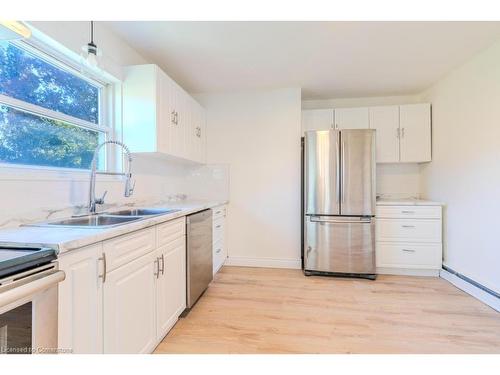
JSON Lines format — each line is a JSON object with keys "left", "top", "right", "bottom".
{"left": 154, "top": 266, "right": 500, "bottom": 354}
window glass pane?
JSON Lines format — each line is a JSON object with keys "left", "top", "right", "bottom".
{"left": 0, "top": 42, "right": 100, "bottom": 124}
{"left": 0, "top": 104, "right": 102, "bottom": 169}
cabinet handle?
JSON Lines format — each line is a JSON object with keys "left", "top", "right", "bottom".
{"left": 154, "top": 258, "right": 160, "bottom": 278}
{"left": 98, "top": 253, "right": 107, "bottom": 283}
{"left": 176, "top": 111, "right": 179, "bottom": 125}
{"left": 402, "top": 249, "right": 416, "bottom": 252}
{"left": 402, "top": 225, "right": 415, "bottom": 228}
{"left": 216, "top": 224, "right": 221, "bottom": 229}
{"left": 215, "top": 248, "right": 222, "bottom": 254}
{"left": 401, "top": 210, "right": 415, "bottom": 214}
{"left": 215, "top": 210, "right": 221, "bottom": 215}
{"left": 171, "top": 110, "right": 176, "bottom": 124}
{"left": 160, "top": 254, "right": 165, "bottom": 275}
{"left": 401, "top": 127, "right": 405, "bottom": 138}
{"left": 397, "top": 128, "right": 400, "bottom": 139}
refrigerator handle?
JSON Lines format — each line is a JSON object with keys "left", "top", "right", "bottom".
{"left": 336, "top": 139, "right": 340, "bottom": 203}
{"left": 310, "top": 216, "right": 372, "bottom": 224}
{"left": 341, "top": 140, "right": 346, "bottom": 203}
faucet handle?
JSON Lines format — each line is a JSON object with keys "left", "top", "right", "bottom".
{"left": 95, "top": 190, "right": 108, "bottom": 205}
{"left": 125, "top": 179, "right": 135, "bottom": 197}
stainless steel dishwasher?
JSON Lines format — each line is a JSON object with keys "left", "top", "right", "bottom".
{"left": 186, "top": 209, "right": 213, "bottom": 309}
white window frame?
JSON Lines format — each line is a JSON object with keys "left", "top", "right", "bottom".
{"left": 0, "top": 37, "right": 120, "bottom": 178}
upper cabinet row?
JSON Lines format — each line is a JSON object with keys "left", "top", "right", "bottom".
{"left": 302, "top": 104, "right": 432, "bottom": 163}
{"left": 122, "top": 64, "right": 206, "bottom": 164}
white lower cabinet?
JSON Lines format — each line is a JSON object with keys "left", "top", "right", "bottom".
{"left": 212, "top": 205, "right": 228, "bottom": 275}
{"left": 103, "top": 251, "right": 157, "bottom": 354}
{"left": 156, "top": 237, "right": 186, "bottom": 341}
{"left": 376, "top": 205, "right": 442, "bottom": 276}
{"left": 57, "top": 217, "right": 187, "bottom": 353}
{"left": 58, "top": 244, "right": 103, "bottom": 354}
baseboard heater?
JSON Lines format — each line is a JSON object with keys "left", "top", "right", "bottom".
{"left": 442, "top": 265, "right": 500, "bottom": 300}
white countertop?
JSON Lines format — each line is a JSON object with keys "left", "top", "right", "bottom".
{"left": 376, "top": 198, "right": 443, "bottom": 206}
{"left": 0, "top": 200, "right": 228, "bottom": 254}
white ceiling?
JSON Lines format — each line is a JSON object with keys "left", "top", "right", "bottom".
{"left": 104, "top": 21, "right": 500, "bottom": 99}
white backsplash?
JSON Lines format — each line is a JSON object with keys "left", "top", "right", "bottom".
{"left": 0, "top": 156, "right": 230, "bottom": 230}
{"left": 376, "top": 163, "right": 421, "bottom": 200}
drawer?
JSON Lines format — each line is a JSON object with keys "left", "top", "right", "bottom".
{"left": 103, "top": 227, "right": 156, "bottom": 271}
{"left": 213, "top": 217, "right": 225, "bottom": 244}
{"left": 376, "top": 219, "right": 442, "bottom": 243}
{"left": 376, "top": 242, "right": 442, "bottom": 268}
{"left": 213, "top": 239, "right": 226, "bottom": 274}
{"left": 212, "top": 205, "right": 227, "bottom": 221}
{"left": 376, "top": 206, "right": 441, "bottom": 219}
{"left": 157, "top": 217, "right": 186, "bottom": 248}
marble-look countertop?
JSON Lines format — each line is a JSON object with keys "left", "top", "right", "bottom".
{"left": 376, "top": 198, "right": 443, "bottom": 206}
{"left": 0, "top": 200, "right": 228, "bottom": 254}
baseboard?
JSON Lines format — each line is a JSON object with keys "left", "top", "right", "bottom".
{"left": 377, "top": 267, "right": 440, "bottom": 277}
{"left": 225, "top": 256, "right": 301, "bottom": 269}
{"left": 440, "top": 269, "right": 500, "bottom": 312}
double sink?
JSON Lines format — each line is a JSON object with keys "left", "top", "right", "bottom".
{"left": 29, "top": 208, "right": 181, "bottom": 229}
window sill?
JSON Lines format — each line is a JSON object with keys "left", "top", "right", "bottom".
{"left": 0, "top": 163, "right": 123, "bottom": 182}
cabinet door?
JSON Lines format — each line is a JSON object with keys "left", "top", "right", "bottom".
{"left": 369, "top": 106, "right": 400, "bottom": 163}
{"left": 58, "top": 244, "right": 103, "bottom": 354}
{"left": 301, "top": 109, "right": 334, "bottom": 134}
{"left": 103, "top": 251, "right": 157, "bottom": 354}
{"left": 158, "top": 70, "right": 173, "bottom": 154}
{"left": 156, "top": 237, "right": 186, "bottom": 341}
{"left": 168, "top": 82, "right": 184, "bottom": 159}
{"left": 335, "top": 107, "right": 370, "bottom": 129}
{"left": 399, "top": 103, "right": 431, "bottom": 162}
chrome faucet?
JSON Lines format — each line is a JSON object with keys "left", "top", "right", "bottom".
{"left": 88, "top": 140, "right": 135, "bottom": 214}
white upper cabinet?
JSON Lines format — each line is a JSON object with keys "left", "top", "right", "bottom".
{"left": 399, "top": 103, "right": 432, "bottom": 163}
{"left": 301, "top": 109, "right": 334, "bottom": 134}
{"left": 369, "top": 106, "right": 400, "bottom": 163}
{"left": 335, "top": 107, "right": 370, "bottom": 129}
{"left": 302, "top": 103, "right": 431, "bottom": 163}
{"left": 123, "top": 64, "right": 206, "bottom": 164}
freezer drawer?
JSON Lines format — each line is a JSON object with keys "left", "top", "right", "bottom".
{"left": 304, "top": 216, "right": 375, "bottom": 275}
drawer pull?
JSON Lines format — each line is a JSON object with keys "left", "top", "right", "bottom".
{"left": 215, "top": 225, "right": 221, "bottom": 229}
{"left": 402, "top": 225, "right": 415, "bottom": 228}
{"left": 402, "top": 249, "right": 416, "bottom": 252}
{"left": 401, "top": 210, "right": 415, "bottom": 214}
{"left": 215, "top": 248, "right": 222, "bottom": 254}
{"left": 215, "top": 211, "right": 221, "bottom": 215}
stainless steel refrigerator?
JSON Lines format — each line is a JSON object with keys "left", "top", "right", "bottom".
{"left": 303, "top": 129, "right": 376, "bottom": 279}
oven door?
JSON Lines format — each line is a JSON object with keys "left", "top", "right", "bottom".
{"left": 0, "top": 265, "right": 65, "bottom": 354}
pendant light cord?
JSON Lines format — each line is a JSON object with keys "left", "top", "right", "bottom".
{"left": 90, "top": 21, "right": 94, "bottom": 44}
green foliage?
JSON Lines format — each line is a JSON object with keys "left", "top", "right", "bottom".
{"left": 0, "top": 41, "right": 102, "bottom": 169}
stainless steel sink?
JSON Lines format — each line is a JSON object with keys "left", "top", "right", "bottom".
{"left": 30, "top": 215, "right": 141, "bottom": 228}
{"left": 105, "top": 208, "right": 180, "bottom": 217}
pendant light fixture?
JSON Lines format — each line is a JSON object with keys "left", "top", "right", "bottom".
{"left": 81, "top": 21, "right": 101, "bottom": 69}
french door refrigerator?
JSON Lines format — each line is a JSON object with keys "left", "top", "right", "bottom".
{"left": 303, "top": 129, "right": 376, "bottom": 279}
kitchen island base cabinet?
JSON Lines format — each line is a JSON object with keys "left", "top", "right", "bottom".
{"left": 57, "top": 244, "right": 103, "bottom": 354}
{"left": 103, "top": 251, "right": 157, "bottom": 354}
{"left": 156, "top": 237, "right": 186, "bottom": 342}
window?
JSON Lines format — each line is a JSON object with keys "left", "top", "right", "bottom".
{"left": 0, "top": 41, "right": 109, "bottom": 170}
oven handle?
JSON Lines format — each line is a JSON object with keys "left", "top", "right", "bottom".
{"left": 0, "top": 269, "right": 65, "bottom": 309}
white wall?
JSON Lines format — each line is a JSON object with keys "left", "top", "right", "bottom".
{"left": 197, "top": 89, "right": 302, "bottom": 268}
{"left": 420, "top": 40, "right": 500, "bottom": 293}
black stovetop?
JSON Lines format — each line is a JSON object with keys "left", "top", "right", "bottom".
{"left": 0, "top": 246, "right": 57, "bottom": 279}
